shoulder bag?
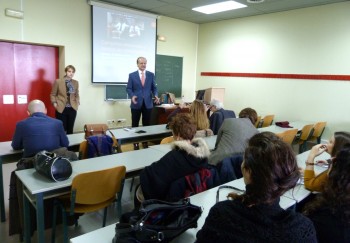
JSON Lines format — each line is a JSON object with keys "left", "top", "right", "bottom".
{"left": 113, "top": 198, "right": 202, "bottom": 242}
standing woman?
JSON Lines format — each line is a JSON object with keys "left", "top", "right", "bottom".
{"left": 50, "top": 65, "right": 80, "bottom": 134}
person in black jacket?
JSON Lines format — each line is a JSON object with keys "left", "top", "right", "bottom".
{"left": 137, "top": 113, "right": 210, "bottom": 202}
{"left": 303, "top": 146, "right": 350, "bottom": 243}
{"left": 196, "top": 132, "right": 317, "bottom": 243}
{"left": 207, "top": 99, "right": 235, "bottom": 135}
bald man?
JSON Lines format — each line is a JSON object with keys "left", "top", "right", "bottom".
{"left": 11, "top": 99, "right": 69, "bottom": 158}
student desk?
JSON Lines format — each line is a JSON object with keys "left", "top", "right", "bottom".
{"left": 70, "top": 178, "right": 296, "bottom": 243}
{"left": 110, "top": 124, "right": 172, "bottom": 151}
{"left": 16, "top": 148, "right": 168, "bottom": 243}
{"left": 0, "top": 125, "right": 171, "bottom": 222}
{"left": 258, "top": 121, "right": 314, "bottom": 133}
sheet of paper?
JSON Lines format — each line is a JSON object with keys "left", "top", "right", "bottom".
{"left": 3, "top": 95, "right": 14, "bottom": 104}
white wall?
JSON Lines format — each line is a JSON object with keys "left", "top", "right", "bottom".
{"left": 0, "top": 0, "right": 198, "bottom": 132}
{"left": 196, "top": 2, "right": 350, "bottom": 139}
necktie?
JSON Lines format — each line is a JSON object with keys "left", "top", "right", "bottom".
{"left": 141, "top": 71, "right": 145, "bottom": 86}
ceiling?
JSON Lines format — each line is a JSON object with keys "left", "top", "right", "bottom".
{"left": 98, "top": 0, "right": 348, "bottom": 24}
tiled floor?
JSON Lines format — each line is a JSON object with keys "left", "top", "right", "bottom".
{"left": 0, "top": 159, "right": 139, "bottom": 243}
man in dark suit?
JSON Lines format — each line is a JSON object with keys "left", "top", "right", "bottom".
{"left": 12, "top": 99, "right": 69, "bottom": 158}
{"left": 126, "top": 57, "right": 159, "bottom": 149}
{"left": 208, "top": 99, "right": 236, "bottom": 135}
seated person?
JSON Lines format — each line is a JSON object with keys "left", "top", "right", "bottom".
{"left": 208, "top": 99, "right": 235, "bottom": 135}
{"left": 303, "top": 147, "right": 350, "bottom": 243}
{"left": 137, "top": 113, "right": 210, "bottom": 202}
{"left": 209, "top": 108, "right": 258, "bottom": 166}
{"left": 11, "top": 99, "right": 69, "bottom": 158}
{"left": 196, "top": 132, "right": 317, "bottom": 243}
{"left": 9, "top": 99, "right": 72, "bottom": 237}
{"left": 304, "top": 131, "right": 350, "bottom": 192}
{"left": 167, "top": 100, "right": 213, "bottom": 138}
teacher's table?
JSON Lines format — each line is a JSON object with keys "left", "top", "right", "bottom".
{"left": 16, "top": 148, "right": 167, "bottom": 243}
{"left": 70, "top": 178, "right": 296, "bottom": 243}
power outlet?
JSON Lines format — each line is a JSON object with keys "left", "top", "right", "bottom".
{"left": 117, "top": 118, "right": 126, "bottom": 123}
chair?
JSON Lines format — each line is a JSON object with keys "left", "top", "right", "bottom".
{"left": 51, "top": 166, "right": 126, "bottom": 243}
{"left": 79, "top": 134, "right": 118, "bottom": 159}
{"left": 294, "top": 124, "right": 314, "bottom": 153}
{"left": 160, "top": 136, "right": 174, "bottom": 144}
{"left": 261, "top": 115, "right": 275, "bottom": 127}
{"left": 310, "top": 121, "right": 327, "bottom": 144}
{"left": 276, "top": 129, "right": 298, "bottom": 145}
{"left": 255, "top": 116, "right": 261, "bottom": 128}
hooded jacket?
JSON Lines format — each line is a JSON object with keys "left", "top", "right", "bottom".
{"left": 140, "top": 138, "right": 210, "bottom": 200}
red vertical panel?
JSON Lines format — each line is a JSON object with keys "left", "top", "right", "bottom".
{"left": 0, "top": 42, "right": 16, "bottom": 141}
{"left": 14, "top": 44, "right": 59, "bottom": 119}
{"left": 0, "top": 42, "right": 59, "bottom": 141}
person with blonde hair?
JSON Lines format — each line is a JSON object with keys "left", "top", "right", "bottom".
{"left": 167, "top": 100, "right": 213, "bottom": 137}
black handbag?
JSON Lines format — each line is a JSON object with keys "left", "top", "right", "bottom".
{"left": 113, "top": 198, "right": 202, "bottom": 243}
{"left": 34, "top": 150, "right": 73, "bottom": 182}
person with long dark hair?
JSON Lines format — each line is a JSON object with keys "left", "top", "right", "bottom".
{"left": 304, "top": 131, "right": 350, "bottom": 192}
{"left": 303, "top": 147, "right": 350, "bottom": 243}
{"left": 196, "top": 132, "right": 316, "bottom": 242}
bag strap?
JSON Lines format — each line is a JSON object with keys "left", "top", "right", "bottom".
{"left": 216, "top": 185, "right": 245, "bottom": 203}
{"left": 108, "top": 129, "right": 119, "bottom": 151}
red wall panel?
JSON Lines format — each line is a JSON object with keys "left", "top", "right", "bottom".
{"left": 0, "top": 42, "right": 59, "bottom": 141}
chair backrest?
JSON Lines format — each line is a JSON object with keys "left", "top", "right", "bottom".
{"left": 83, "top": 135, "right": 115, "bottom": 159}
{"left": 255, "top": 116, "right": 261, "bottom": 128}
{"left": 299, "top": 124, "right": 315, "bottom": 141}
{"left": 261, "top": 115, "right": 275, "bottom": 127}
{"left": 79, "top": 141, "right": 88, "bottom": 159}
{"left": 276, "top": 129, "right": 298, "bottom": 145}
{"left": 160, "top": 136, "right": 174, "bottom": 144}
{"left": 71, "top": 166, "right": 126, "bottom": 205}
{"left": 311, "top": 122, "right": 327, "bottom": 141}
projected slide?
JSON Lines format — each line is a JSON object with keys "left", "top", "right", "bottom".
{"left": 92, "top": 5, "right": 156, "bottom": 84}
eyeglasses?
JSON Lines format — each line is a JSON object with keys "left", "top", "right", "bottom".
{"left": 216, "top": 185, "right": 245, "bottom": 203}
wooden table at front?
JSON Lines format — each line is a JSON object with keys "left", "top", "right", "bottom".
{"left": 16, "top": 148, "right": 167, "bottom": 243}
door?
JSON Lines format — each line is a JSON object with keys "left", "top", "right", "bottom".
{"left": 0, "top": 41, "right": 59, "bottom": 141}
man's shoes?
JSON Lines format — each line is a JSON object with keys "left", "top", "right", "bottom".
{"left": 133, "top": 143, "right": 139, "bottom": 150}
{"left": 142, "top": 142, "right": 148, "bottom": 149}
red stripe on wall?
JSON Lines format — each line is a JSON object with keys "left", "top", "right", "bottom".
{"left": 201, "top": 72, "right": 350, "bottom": 81}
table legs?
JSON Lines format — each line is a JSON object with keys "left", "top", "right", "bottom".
{"left": 0, "top": 157, "right": 5, "bottom": 222}
{"left": 23, "top": 190, "right": 45, "bottom": 243}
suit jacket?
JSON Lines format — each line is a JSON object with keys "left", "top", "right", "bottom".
{"left": 126, "top": 70, "right": 158, "bottom": 109}
{"left": 50, "top": 78, "right": 80, "bottom": 113}
{"left": 11, "top": 112, "right": 69, "bottom": 158}
{"left": 209, "top": 108, "right": 236, "bottom": 135}
{"left": 209, "top": 118, "right": 258, "bottom": 166}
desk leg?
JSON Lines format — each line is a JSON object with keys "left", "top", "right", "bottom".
{"left": 23, "top": 189, "right": 31, "bottom": 243}
{"left": 0, "top": 157, "right": 5, "bottom": 222}
{"left": 36, "top": 193, "right": 45, "bottom": 243}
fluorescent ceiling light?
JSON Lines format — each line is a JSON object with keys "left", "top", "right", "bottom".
{"left": 192, "top": 1, "right": 247, "bottom": 14}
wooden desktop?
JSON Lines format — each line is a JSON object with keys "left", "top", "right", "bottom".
{"left": 150, "top": 105, "right": 190, "bottom": 125}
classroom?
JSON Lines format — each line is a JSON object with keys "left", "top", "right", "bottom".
{"left": 1, "top": 0, "right": 350, "bottom": 242}
{"left": 1, "top": 0, "right": 349, "bottom": 140}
